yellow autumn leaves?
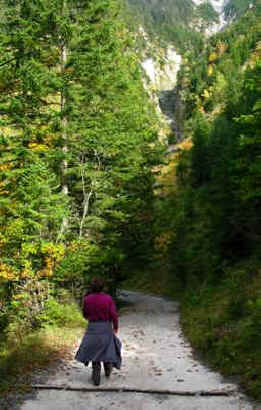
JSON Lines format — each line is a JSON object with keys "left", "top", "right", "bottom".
{"left": 0, "top": 243, "right": 65, "bottom": 283}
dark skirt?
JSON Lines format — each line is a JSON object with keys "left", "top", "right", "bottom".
{"left": 75, "top": 321, "right": 122, "bottom": 369}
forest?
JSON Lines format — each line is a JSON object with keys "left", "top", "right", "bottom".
{"left": 153, "top": 0, "right": 261, "bottom": 399}
{"left": 0, "top": 0, "right": 163, "bottom": 392}
{"left": 0, "top": 0, "right": 260, "bottom": 402}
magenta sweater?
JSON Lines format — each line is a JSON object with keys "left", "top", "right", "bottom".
{"left": 83, "top": 292, "right": 119, "bottom": 331}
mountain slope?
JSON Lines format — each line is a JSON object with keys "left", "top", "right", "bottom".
{"left": 126, "top": 0, "right": 257, "bottom": 49}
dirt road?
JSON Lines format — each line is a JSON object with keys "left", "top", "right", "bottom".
{"left": 21, "top": 291, "right": 259, "bottom": 409}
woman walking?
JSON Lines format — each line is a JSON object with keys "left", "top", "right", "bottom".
{"left": 75, "top": 277, "right": 122, "bottom": 386}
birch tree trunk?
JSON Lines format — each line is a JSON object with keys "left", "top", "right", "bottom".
{"left": 57, "top": 1, "right": 69, "bottom": 241}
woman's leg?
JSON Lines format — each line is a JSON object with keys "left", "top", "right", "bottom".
{"left": 92, "top": 361, "right": 101, "bottom": 385}
{"left": 103, "top": 362, "right": 112, "bottom": 377}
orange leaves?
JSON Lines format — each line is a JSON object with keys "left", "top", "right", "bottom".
{"left": 216, "top": 41, "right": 228, "bottom": 56}
{"left": 207, "top": 64, "right": 214, "bottom": 76}
{"left": 37, "top": 243, "right": 65, "bottom": 278}
{"left": 155, "top": 138, "right": 193, "bottom": 197}
{"left": 208, "top": 42, "right": 228, "bottom": 63}
{"left": 249, "top": 41, "right": 261, "bottom": 68}
{"left": 207, "top": 41, "right": 227, "bottom": 77}
{"left": 0, "top": 162, "right": 12, "bottom": 171}
{"left": 0, "top": 262, "right": 17, "bottom": 281}
{"left": 178, "top": 138, "right": 193, "bottom": 151}
{"left": 38, "top": 257, "right": 54, "bottom": 278}
{"left": 28, "top": 142, "right": 49, "bottom": 152}
{"left": 41, "top": 243, "right": 65, "bottom": 262}
{"left": 20, "top": 261, "right": 34, "bottom": 280}
{"left": 0, "top": 181, "right": 9, "bottom": 195}
{"left": 208, "top": 51, "right": 218, "bottom": 63}
{"left": 154, "top": 232, "right": 172, "bottom": 255}
{"left": 0, "top": 161, "right": 12, "bottom": 195}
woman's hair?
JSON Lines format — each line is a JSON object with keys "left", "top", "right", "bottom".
{"left": 90, "top": 277, "right": 105, "bottom": 293}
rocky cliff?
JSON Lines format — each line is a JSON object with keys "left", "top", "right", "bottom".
{"left": 128, "top": 0, "right": 254, "bottom": 142}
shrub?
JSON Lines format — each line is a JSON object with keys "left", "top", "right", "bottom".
{"left": 37, "top": 297, "right": 85, "bottom": 329}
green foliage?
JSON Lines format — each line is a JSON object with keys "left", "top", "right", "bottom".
{"left": 37, "top": 297, "right": 85, "bottom": 328}
{"left": 155, "top": 6, "right": 261, "bottom": 399}
{"left": 181, "top": 260, "right": 261, "bottom": 399}
{"left": 125, "top": 0, "right": 205, "bottom": 54}
{"left": 126, "top": 0, "right": 195, "bottom": 29}
{"left": 0, "top": 326, "right": 84, "bottom": 396}
{"left": 0, "top": 0, "right": 163, "bottom": 340}
{"left": 4, "top": 279, "right": 49, "bottom": 342}
{"left": 197, "top": 2, "right": 219, "bottom": 24}
{"left": 169, "top": 57, "right": 261, "bottom": 285}
{"left": 180, "top": 6, "right": 261, "bottom": 119}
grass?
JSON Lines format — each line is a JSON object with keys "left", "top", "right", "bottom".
{"left": 0, "top": 299, "right": 86, "bottom": 397}
{"left": 0, "top": 326, "right": 85, "bottom": 396}
{"left": 180, "top": 259, "right": 261, "bottom": 401}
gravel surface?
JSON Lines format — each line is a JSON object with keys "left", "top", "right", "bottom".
{"left": 4, "top": 291, "right": 261, "bottom": 409}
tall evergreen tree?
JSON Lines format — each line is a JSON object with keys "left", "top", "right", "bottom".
{"left": 0, "top": 0, "right": 162, "bottom": 326}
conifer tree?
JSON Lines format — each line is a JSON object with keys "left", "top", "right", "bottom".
{"left": 0, "top": 0, "right": 162, "bottom": 318}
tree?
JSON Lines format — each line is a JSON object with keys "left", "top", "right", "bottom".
{"left": 0, "top": 0, "right": 163, "bottom": 332}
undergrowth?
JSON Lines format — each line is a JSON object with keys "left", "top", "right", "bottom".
{"left": 0, "top": 299, "right": 86, "bottom": 396}
{"left": 180, "top": 258, "right": 261, "bottom": 401}
{"left": 121, "top": 261, "right": 182, "bottom": 297}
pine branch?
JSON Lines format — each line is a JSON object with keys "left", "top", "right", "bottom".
{"left": 0, "top": 57, "right": 16, "bottom": 68}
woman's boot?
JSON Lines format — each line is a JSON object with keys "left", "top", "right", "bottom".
{"left": 103, "top": 362, "right": 112, "bottom": 378}
{"left": 92, "top": 361, "right": 101, "bottom": 386}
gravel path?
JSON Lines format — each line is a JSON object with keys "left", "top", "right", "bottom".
{"left": 20, "top": 291, "right": 259, "bottom": 409}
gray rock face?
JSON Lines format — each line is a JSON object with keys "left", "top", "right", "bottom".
{"left": 159, "top": 87, "right": 184, "bottom": 141}
{"left": 139, "top": 36, "right": 183, "bottom": 141}
{"left": 132, "top": 0, "right": 234, "bottom": 145}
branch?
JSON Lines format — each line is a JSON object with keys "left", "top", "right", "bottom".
{"left": 79, "top": 162, "right": 93, "bottom": 239}
{"left": 32, "top": 385, "right": 237, "bottom": 396}
{"left": 0, "top": 57, "right": 16, "bottom": 68}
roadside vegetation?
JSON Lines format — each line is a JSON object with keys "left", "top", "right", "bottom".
{"left": 0, "top": 294, "right": 85, "bottom": 396}
{"left": 181, "top": 260, "right": 261, "bottom": 399}
{"left": 153, "top": 3, "right": 261, "bottom": 400}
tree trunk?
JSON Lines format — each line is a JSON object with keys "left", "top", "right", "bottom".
{"left": 57, "top": 1, "right": 69, "bottom": 241}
